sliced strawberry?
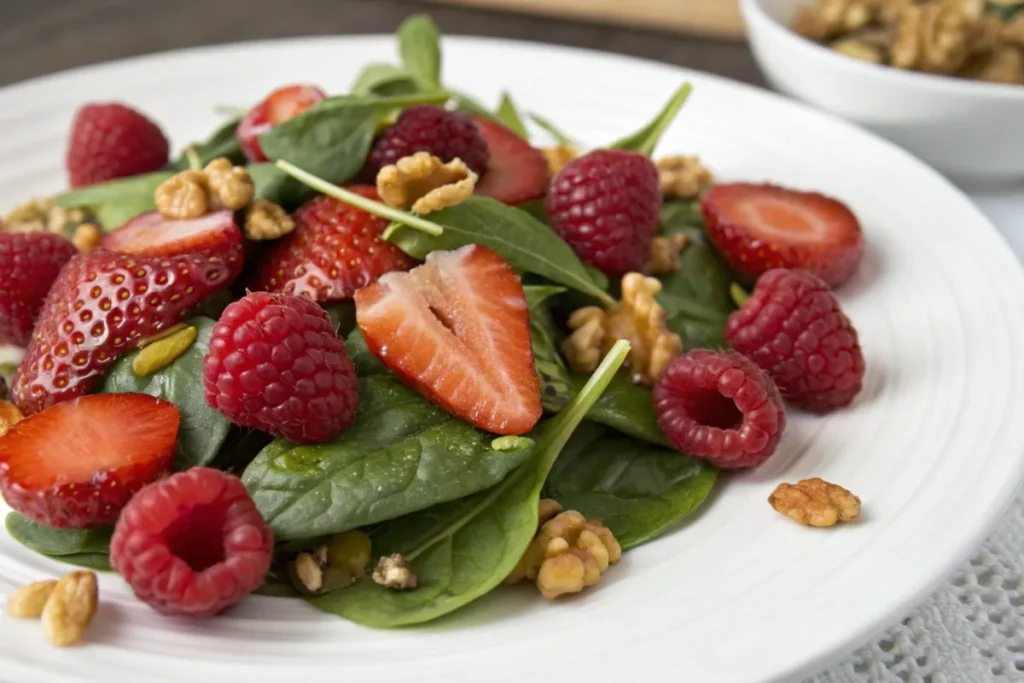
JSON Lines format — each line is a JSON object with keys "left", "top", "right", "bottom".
{"left": 100, "top": 210, "right": 244, "bottom": 264}
{"left": 12, "top": 247, "right": 242, "bottom": 415}
{"left": 701, "top": 183, "right": 864, "bottom": 287}
{"left": 355, "top": 244, "right": 542, "bottom": 435}
{"left": 237, "top": 84, "right": 326, "bottom": 162}
{"left": 0, "top": 232, "right": 78, "bottom": 347}
{"left": 250, "top": 187, "right": 416, "bottom": 301}
{"left": 472, "top": 117, "right": 548, "bottom": 206}
{"left": 0, "top": 393, "right": 178, "bottom": 528}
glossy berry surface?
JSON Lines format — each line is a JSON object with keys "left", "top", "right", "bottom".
{"left": 66, "top": 103, "right": 170, "bottom": 188}
{"left": 0, "top": 232, "right": 78, "bottom": 347}
{"left": 364, "top": 105, "right": 490, "bottom": 179}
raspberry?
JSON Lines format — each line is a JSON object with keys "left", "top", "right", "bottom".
{"left": 110, "top": 467, "right": 273, "bottom": 617}
{"left": 545, "top": 149, "right": 662, "bottom": 277}
{"left": 653, "top": 349, "right": 786, "bottom": 469}
{"left": 66, "top": 103, "right": 170, "bottom": 188}
{"left": 725, "top": 269, "right": 865, "bottom": 412}
{"left": 364, "top": 105, "right": 489, "bottom": 179}
{"left": 203, "top": 292, "right": 359, "bottom": 443}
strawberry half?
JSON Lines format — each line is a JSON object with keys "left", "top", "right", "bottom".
{"left": 472, "top": 117, "right": 548, "bottom": 206}
{"left": 12, "top": 242, "right": 243, "bottom": 415}
{"left": 701, "top": 183, "right": 864, "bottom": 287}
{"left": 0, "top": 393, "right": 178, "bottom": 528}
{"left": 0, "top": 232, "right": 78, "bottom": 347}
{"left": 101, "top": 210, "right": 242, "bottom": 261}
{"left": 355, "top": 244, "right": 542, "bottom": 435}
{"left": 250, "top": 187, "right": 416, "bottom": 301}
{"left": 237, "top": 84, "right": 326, "bottom": 162}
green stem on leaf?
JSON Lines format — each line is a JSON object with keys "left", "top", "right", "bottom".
{"left": 730, "top": 283, "right": 750, "bottom": 308}
{"left": 214, "top": 104, "right": 249, "bottom": 118}
{"left": 185, "top": 146, "right": 202, "bottom": 171}
{"left": 370, "top": 90, "right": 451, "bottom": 110}
{"left": 274, "top": 160, "right": 445, "bottom": 237}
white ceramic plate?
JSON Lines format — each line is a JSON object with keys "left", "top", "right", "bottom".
{"left": 1, "top": 36, "right": 1023, "bottom": 683}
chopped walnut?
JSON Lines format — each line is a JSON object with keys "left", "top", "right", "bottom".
{"left": 508, "top": 509, "right": 622, "bottom": 600}
{"left": 71, "top": 223, "right": 102, "bottom": 252}
{"left": 656, "top": 156, "right": 713, "bottom": 199}
{"left": 562, "top": 273, "right": 683, "bottom": 386}
{"left": 542, "top": 145, "right": 578, "bottom": 178}
{"left": 769, "top": 478, "right": 862, "bottom": 527}
{"left": 290, "top": 530, "right": 373, "bottom": 595}
{"left": 154, "top": 158, "right": 254, "bottom": 219}
{"left": 0, "top": 399, "right": 24, "bottom": 438}
{"left": 832, "top": 36, "right": 886, "bottom": 62}
{"left": 372, "top": 554, "right": 419, "bottom": 590}
{"left": 3, "top": 197, "right": 92, "bottom": 236}
{"left": 538, "top": 498, "right": 564, "bottom": 527}
{"left": 891, "top": 1, "right": 977, "bottom": 74}
{"left": 961, "top": 44, "right": 1024, "bottom": 82}
{"left": 794, "top": 0, "right": 875, "bottom": 41}
{"left": 1002, "top": 15, "right": 1024, "bottom": 47}
{"left": 376, "top": 152, "right": 477, "bottom": 214}
{"left": 645, "top": 234, "right": 689, "bottom": 275}
{"left": 204, "top": 158, "right": 254, "bottom": 211}
{"left": 245, "top": 200, "right": 295, "bottom": 240}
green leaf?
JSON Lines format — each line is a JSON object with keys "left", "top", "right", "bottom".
{"left": 529, "top": 112, "right": 577, "bottom": 147}
{"left": 351, "top": 63, "right": 420, "bottom": 97}
{"left": 323, "top": 301, "right": 357, "bottom": 338}
{"left": 247, "top": 162, "right": 317, "bottom": 210}
{"left": 96, "top": 317, "right": 230, "bottom": 469}
{"left": 242, "top": 375, "right": 536, "bottom": 541}
{"left": 495, "top": 92, "right": 528, "bottom": 140}
{"left": 398, "top": 15, "right": 442, "bottom": 87}
{"left": 450, "top": 91, "right": 499, "bottom": 122}
{"left": 523, "top": 285, "right": 573, "bottom": 413}
{"left": 608, "top": 83, "right": 693, "bottom": 157}
{"left": 55, "top": 172, "right": 172, "bottom": 230}
{"left": 523, "top": 284, "right": 566, "bottom": 310}
{"left": 310, "top": 341, "right": 630, "bottom": 627}
{"left": 388, "top": 197, "right": 614, "bottom": 306}
{"left": 574, "top": 372, "right": 671, "bottom": 447}
{"left": 660, "top": 199, "right": 705, "bottom": 234}
{"left": 343, "top": 329, "right": 388, "bottom": 377}
{"left": 5, "top": 512, "right": 112, "bottom": 570}
{"left": 167, "top": 117, "right": 245, "bottom": 172}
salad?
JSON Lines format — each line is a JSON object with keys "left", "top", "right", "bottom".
{"left": 0, "top": 15, "right": 866, "bottom": 645}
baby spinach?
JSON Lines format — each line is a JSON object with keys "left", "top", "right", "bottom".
{"left": 397, "top": 15, "right": 442, "bottom": 88}
{"left": 167, "top": 117, "right": 245, "bottom": 171}
{"left": 575, "top": 372, "right": 671, "bottom": 447}
{"left": 529, "top": 112, "right": 577, "bottom": 147}
{"left": 524, "top": 285, "right": 574, "bottom": 412}
{"left": 97, "top": 316, "right": 230, "bottom": 469}
{"left": 344, "top": 329, "right": 387, "bottom": 376}
{"left": 608, "top": 82, "right": 692, "bottom": 157}
{"left": 451, "top": 92, "right": 500, "bottom": 122}
{"left": 242, "top": 375, "right": 536, "bottom": 540}
{"left": 310, "top": 341, "right": 629, "bottom": 627}
{"left": 5, "top": 513, "right": 112, "bottom": 571}
{"left": 351, "top": 64, "right": 420, "bottom": 97}
{"left": 543, "top": 424, "right": 717, "bottom": 550}
{"left": 247, "top": 162, "right": 316, "bottom": 209}
{"left": 495, "top": 92, "right": 528, "bottom": 140}
{"left": 56, "top": 171, "right": 172, "bottom": 230}
{"left": 660, "top": 198, "right": 705, "bottom": 233}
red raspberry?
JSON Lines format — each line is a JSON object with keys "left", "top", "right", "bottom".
{"left": 725, "top": 269, "right": 865, "bottom": 412}
{"left": 110, "top": 467, "right": 273, "bottom": 617}
{"left": 0, "top": 232, "right": 78, "bottom": 347}
{"left": 66, "top": 103, "right": 170, "bottom": 188}
{"left": 203, "top": 292, "right": 359, "bottom": 444}
{"left": 363, "top": 105, "right": 490, "bottom": 179}
{"left": 545, "top": 149, "right": 662, "bottom": 277}
{"left": 653, "top": 349, "right": 786, "bottom": 469}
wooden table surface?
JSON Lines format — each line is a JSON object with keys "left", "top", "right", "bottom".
{"left": 0, "top": 0, "right": 764, "bottom": 88}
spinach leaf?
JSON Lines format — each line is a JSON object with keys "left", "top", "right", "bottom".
{"left": 5, "top": 512, "right": 112, "bottom": 570}
{"left": 451, "top": 91, "right": 500, "bottom": 122}
{"left": 96, "top": 317, "right": 230, "bottom": 469}
{"left": 343, "top": 329, "right": 387, "bottom": 376}
{"left": 351, "top": 64, "right": 420, "bottom": 97}
{"left": 242, "top": 375, "right": 536, "bottom": 540}
{"left": 529, "top": 112, "right": 577, "bottom": 147}
{"left": 543, "top": 424, "right": 717, "bottom": 550}
{"left": 523, "top": 284, "right": 566, "bottom": 311}
{"left": 167, "top": 117, "right": 245, "bottom": 171}
{"left": 524, "top": 285, "right": 573, "bottom": 412}
{"left": 56, "top": 171, "right": 172, "bottom": 230}
{"left": 388, "top": 197, "right": 614, "bottom": 306}
{"left": 660, "top": 198, "right": 704, "bottom": 234}
{"left": 574, "top": 372, "right": 671, "bottom": 447}
{"left": 495, "top": 92, "right": 528, "bottom": 140}
{"left": 310, "top": 341, "right": 629, "bottom": 627}
{"left": 608, "top": 83, "right": 692, "bottom": 157}
{"left": 397, "top": 15, "right": 442, "bottom": 88}
{"left": 518, "top": 199, "right": 548, "bottom": 225}
{"left": 248, "top": 162, "right": 317, "bottom": 209}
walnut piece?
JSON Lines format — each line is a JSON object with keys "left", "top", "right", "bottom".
{"left": 376, "top": 152, "right": 478, "bottom": 214}
{"left": 646, "top": 233, "right": 689, "bottom": 275}
{"left": 245, "top": 200, "right": 295, "bottom": 241}
{"left": 832, "top": 36, "right": 886, "bottom": 61}
{"left": 154, "top": 158, "right": 254, "bottom": 219}
{"left": 891, "top": 1, "right": 977, "bottom": 74}
{"left": 6, "top": 580, "right": 57, "bottom": 618}
{"left": 562, "top": 273, "right": 683, "bottom": 386}
{"left": 41, "top": 571, "right": 98, "bottom": 647}
{"left": 769, "top": 478, "right": 862, "bottom": 527}
{"left": 290, "top": 530, "right": 373, "bottom": 595}
{"left": 542, "top": 145, "right": 578, "bottom": 178}
{"left": 656, "top": 156, "right": 713, "bottom": 199}
{"left": 1004, "top": 15, "right": 1024, "bottom": 47}
{"left": 204, "top": 158, "right": 255, "bottom": 211}
{"left": 3, "top": 197, "right": 93, "bottom": 236}
{"left": 960, "top": 44, "right": 1024, "bottom": 82}
{"left": 0, "top": 399, "right": 25, "bottom": 438}
{"left": 71, "top": 223, "right": 102, "bottom": 252}
{"left": 793, "top": 0, "right": 875, "bottom": 41}
{"left": 372, "top": 554, "right": 419, "bottom": 590}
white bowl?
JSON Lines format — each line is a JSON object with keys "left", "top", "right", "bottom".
{"left": 741, "top": 0, "right": 1024, "bottom": 184}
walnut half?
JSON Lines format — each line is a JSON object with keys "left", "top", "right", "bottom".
{"left": 769, "top": 478, "right": 861, "bottom": 527}
{"left": 377, "top": 152, "right": 477, "bottom": 214}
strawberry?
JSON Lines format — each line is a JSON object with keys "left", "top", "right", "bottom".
{"left": 12, "top": 227, "right": 244, "bottom": 415}
{"left": 355, "top": 244, "right": 542, "bottom": 435}
{"left": 0, "top": 232, "right": 78, "bottom": 347}
{"left": 101, "top": 210, "right": 242, "bottom": 261}
{"left": 66, "top": 103, "right": 170, "bottom": 188}
{"left": 701, "top": 183, "right": 864, "bottom": 287}
{"left": 0, "top": 393, "right": 179, "bottom": 528}
{"left": 236, "top": 84, "right": 326, "bottom": 162}
{"left": 251, "top": 187, "right": 416, "bottom": 301}
{"left": 472, "top": 117, "right": 548, "bottom": 205}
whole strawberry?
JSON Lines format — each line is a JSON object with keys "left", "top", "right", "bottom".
{"left": 725, "top": 269, "right": 865, "bottom": 412}
{"left": 12, "top": 217, "right": 244, "bottom": 415}
{"left": 545, "top": 149, "right": 662, "bottom": 277}
{"left": 0, "top": 232, "right": 78, "bottom": 347}
{"left": 203, "top": 292, "right": 360, "bottom": 444}
{"left": 66, "top": 103, "right": 170, "bottom": 188}
{"left": 363, "top": 105, "right": 490, "bottom": 179}
{"left": 251, "top": 187, "right": 416, "bottom": 301}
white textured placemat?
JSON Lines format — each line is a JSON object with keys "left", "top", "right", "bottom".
{"left": 815, "top": 190, "right": 1024, "bottom": 683}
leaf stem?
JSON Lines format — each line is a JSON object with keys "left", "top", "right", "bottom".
{"left": 185, "top": 146, "right": 202, "bottom": 171}
{"left": 370, "top": 90, "right": 450, "bottom": 110}
{"left": 730, "top": 283, "right": 750, "bottom": 308}
{"left": 274, "top": 160, "right": 445, "bottom": 237}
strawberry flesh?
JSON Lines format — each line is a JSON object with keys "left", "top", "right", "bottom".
{"left": 472, "top": 117, "right": 548, "bottom": 206}
{"left": 355, "top": 244, "right": 542, "bottom": 435}
{"left": 0, "top": 393, "right": 179, "bottom": 528}
{"left": 701, "top": 183, "right": 864, "bottom": 287}
{"left": 101, "top": 210, "right": 242, "bottom": 260}
{"left": 236, "top": 84, "right": 326, "bottom": 163}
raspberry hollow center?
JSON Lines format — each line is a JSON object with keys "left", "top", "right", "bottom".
{"left": 685, "top": 389, "right": 743, "bottom": 430}
{"left": 162, "top": 501, "right": 229, "bottom": 572}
